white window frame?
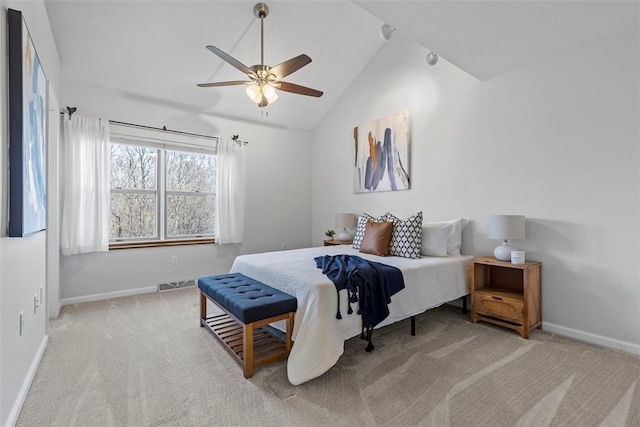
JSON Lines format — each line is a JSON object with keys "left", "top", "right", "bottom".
{"left": 109, "top": 129, "right": 218, "bottom": 246}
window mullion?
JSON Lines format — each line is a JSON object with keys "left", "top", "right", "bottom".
{"left": 111, "top": 188, "right": 156, "bottom": 195}
{"left": 165, "top": 190, "right": 214, "bottom": 197}
{"left": 158, "top": 148, "right": 165, "bottom": 241}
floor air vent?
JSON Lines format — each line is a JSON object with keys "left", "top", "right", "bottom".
{"left": 158, "top": 279, "right": 196, "bottom": 292}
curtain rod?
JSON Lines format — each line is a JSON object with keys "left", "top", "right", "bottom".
{"left": 59, "top": 106, "right": 248, "bottom": 145}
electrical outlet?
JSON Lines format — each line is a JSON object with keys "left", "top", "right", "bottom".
{"left": 19, "top": 311, "right": 24, "bottom": 336}
{"left": 281, "top": 243, "right": 286, "bottom": 250}
{"left": 171, "top": 255, "right": 178, "bottom": 265}
{"left": 34, "top": 295, "right": 39, "bottom": 313}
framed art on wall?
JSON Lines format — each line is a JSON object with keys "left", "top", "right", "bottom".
{"left": 353, "top": 110, "right": 410, "bottom": 193}
{"left": 8, "top": 8, "right": 48, "bottom": 237}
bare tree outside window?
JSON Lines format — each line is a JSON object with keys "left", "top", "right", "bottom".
{"left": 111, "top": 144, "right": 156, "bottom": 190}
{"left": 110, "top": 144, "right": 157, "bottom": 240}
{"left": 109, "top": 142, "right": 216, "bottom": 242}
{"left": 111, "top": 193, "right": 156, "bottom": 239}
{"left": 166, "top": 150, "right": 216, "bottom": 237}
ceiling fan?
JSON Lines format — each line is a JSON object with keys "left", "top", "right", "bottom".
{"left": 198, "top": 2, "right": 323, "bottom": 108}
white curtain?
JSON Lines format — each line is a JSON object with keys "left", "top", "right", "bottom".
{"left": 215, "top": 139, "right": 245, "bottom": 244}
{"left": 60, "top": 115, "right": 110, "bottom": 255}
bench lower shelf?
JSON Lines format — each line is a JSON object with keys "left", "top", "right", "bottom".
{"left": 202, "top": 312, "right": 292, "bottom": 378}
{"left": 204, "top": 313, "right": 289, "bottom": 361}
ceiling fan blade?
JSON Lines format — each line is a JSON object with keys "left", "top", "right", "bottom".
{"left": 277, "top": 81, "right": 324, "bottom": 98}
{"left": 206, "top": 45, "right": 254, "bottom": 76}
{"left": 269, "top": 54, "right": 312, "bottom": 80}
{"left": 197, "top": 80, "right": 249, "bottom": 88}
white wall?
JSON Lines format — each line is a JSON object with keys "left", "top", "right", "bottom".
{"left": 59, "top": 79, "right": 312, "bottom": 303}
{"left": 47, "top": 87, "right": 61, "bottom": 318}
{"left": 0, "top": 1, "right": 62, "bottom": 425}
{"left": 312, "top": 30, "right": 640, "bottom": 352}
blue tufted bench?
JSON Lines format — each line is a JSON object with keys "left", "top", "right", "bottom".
{"left": 198, "top": 273, "right": 297, "bottom": 378}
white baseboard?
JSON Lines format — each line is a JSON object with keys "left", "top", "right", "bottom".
{"left": 543, "top": 321, "right": 640, "bottom": 356}
{"left": 6, "top": 335, "right": 48, "bottom": 427}
{"left": 48, "top": 300, "right": 61, "bottom": 319}
{"left": 60, "top": 286, "right": 157, "bottom": 306}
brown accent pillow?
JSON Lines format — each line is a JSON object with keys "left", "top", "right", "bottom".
{"left": 359, "top": 220, "right": 394, "bottom": 256}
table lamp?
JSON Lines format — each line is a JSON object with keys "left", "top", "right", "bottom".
{"left": 335, "top": 213, "right": 356, "bottom": 241}
{"left": 488, "top": 215, "right": 525, "bottom": 261}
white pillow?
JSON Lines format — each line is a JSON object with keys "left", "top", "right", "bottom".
{"left": 424, "top": 218, "right": 468, "bottom": 255}
{"left": 421, "top": 222, "right": 453, "bottom": 257}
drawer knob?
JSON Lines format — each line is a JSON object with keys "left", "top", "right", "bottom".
{"left": 491, "top": 296, "right": 503, "bottom": 301}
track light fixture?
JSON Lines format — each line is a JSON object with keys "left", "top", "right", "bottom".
{"left": 380, "top": 23, "right": 395, "bottom": 41}
{"left": 426, "top": 52, "right": 439, "bottom": 66}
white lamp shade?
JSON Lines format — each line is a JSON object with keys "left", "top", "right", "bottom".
{"left": 335, "top": 213, "right": 356, "bottom": 229}
{"left": 488, "top": 215, "right": 525, "bottom": 240}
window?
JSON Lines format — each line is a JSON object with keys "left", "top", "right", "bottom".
{"left": 165, "top": 150, "right": 216, "bottom": 238}
{"left": 109, "top": 140, "right": 216, "bottom": 245}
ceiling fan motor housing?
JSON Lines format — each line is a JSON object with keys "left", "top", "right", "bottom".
{"left": 254, "top": 3, "right": 269, "bottom": 19}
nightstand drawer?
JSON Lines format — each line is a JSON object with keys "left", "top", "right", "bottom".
{"left": 473, "top": 292, "right": 524, "bottom": 323}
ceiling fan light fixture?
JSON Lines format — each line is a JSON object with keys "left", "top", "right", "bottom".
{"left": 246, "top": 84, "right": 262, "bottom": 103}
{"left": 262, "top": 84, "right": 278, "bottom": 103}
{"left": 246, "top": 83, "right": 278, "bottom": 105}
{"left": 380, "top": 23, "right": 395, "bottom": 41}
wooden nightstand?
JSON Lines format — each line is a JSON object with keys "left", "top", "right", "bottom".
{"left": 323, "top": 240, "right": 352, "bottom": 246}
{"left": 470, "top": 256, "right": 542, "bottom": 339}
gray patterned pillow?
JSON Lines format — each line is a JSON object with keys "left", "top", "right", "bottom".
{"left": 384, "top": 212, "right": 423, "bottom": 259}
{"left": 352, "top": 213, "right": 389, "bottom": 249}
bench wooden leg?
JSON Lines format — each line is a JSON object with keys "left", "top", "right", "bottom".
{"left": 243, "top": 322, "right": 254, "bottom": 378}
{"left": 200, "top": 291, "right": 207, "bottom": 327}
{"left": 285, "top": 312, "right": 294, "bottom": 352}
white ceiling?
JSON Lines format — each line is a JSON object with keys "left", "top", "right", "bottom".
{"left": 356, "top": 0, "right": 639, "bottom": 81}
{"left": 43, "top": 1, "right": 638, "bottom": 131}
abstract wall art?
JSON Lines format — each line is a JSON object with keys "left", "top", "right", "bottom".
{"left": 353, "top": 110, "right": 410, "bottom": 193}
{"left": 8, "top": 8, "right": 48, "bottom": 237}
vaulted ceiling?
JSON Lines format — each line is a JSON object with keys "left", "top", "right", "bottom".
{"left": 44, "top": 1, "right": 638, "bottom": 131}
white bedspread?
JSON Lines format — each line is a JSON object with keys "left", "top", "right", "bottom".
{"left": 230, "top": 245, "right": 472, "bottom": 385}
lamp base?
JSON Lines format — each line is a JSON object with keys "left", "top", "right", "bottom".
{"left": 337, "top": 229, "right": 351, "bottom": 241}
{"left": 494, "top": 241, "right": 517, "bottom": 261}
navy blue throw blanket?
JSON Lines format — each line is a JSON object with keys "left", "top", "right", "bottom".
{"left": 314, "top": 254, "right": 405, "bottom": 352}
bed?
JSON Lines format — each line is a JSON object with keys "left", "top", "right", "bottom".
{"left": 230, "top": 244, "right": 473, "bottom": 385}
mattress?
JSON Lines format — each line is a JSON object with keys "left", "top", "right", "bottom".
{"left": 230, "top": 245, "right": 473, "bottom": 385}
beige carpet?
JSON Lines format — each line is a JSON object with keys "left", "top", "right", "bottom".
{"left": 17, "top": 287, "right": 640, "bottom": 426}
